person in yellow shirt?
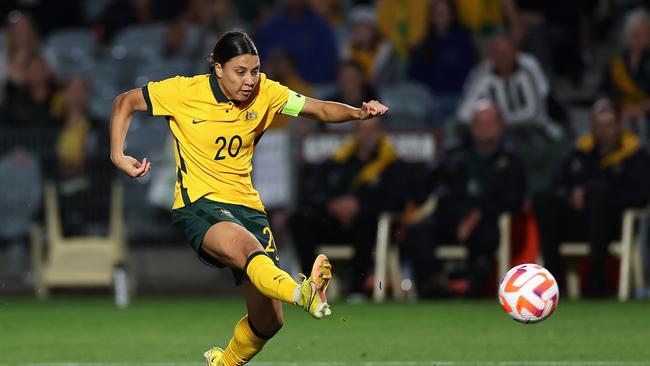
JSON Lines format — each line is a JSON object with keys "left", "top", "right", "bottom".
{"left": 109, "top": 30, "right": 388, "bottom": 366}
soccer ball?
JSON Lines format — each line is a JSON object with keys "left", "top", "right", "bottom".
{"left": 498, "top": 263, "right": 559, "bottom": 323}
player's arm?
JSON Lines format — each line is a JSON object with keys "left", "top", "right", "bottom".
{"left": 109, "top": 88, "right": 152, "bottom": 178}
{"left": 298, "top": 97, "right": 389, "bottom": 123}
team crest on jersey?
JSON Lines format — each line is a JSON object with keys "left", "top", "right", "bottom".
{"left": 246, "top": 111, "right": 258, "bottom": 121}
{"left": 217, "top": 208, "right": 234, "bottom": 218}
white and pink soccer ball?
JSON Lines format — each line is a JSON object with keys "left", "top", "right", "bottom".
{"left": 498, "top": 264, "right": 559, "bottom": 323}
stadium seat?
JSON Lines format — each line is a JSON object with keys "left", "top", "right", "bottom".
{"left": 378, "top": 82, "right": 435, "bottom": 128}
{"left": 372, "top": 201, "right": 512, "bottom": 302}
{"left": 557, "top": 207, "right": 649, "bottom": 301}
{"left": 302, "top": 130, "right": 437, "bottom": 298}
{"left": 112, "top": 25, "right": 165, "bottom": 62}
{"left": 31, "top": 181, "right": 129, "bottom": 299}
{"left": 45, "top": 28, "right": 96, "bottom": 77}
{"left": 132, "top": 58, "right": 192, "bottom": 87}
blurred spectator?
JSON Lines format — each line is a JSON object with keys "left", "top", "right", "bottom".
{"left": 455, "top": 0, "right": 523, "bottom": 52}
{"left": 517, "top": 0, "right": 585, "bottom": 82}
{"left": 0, "top": 148, "right": 41, "bottom": 282}
{"left": 51, "top": 75, "right": 111, "bottom": 236}
{"left": 376, "top": 0, "right": 429, "bottom": 59}
{"left": 308, "top": 0, "right": 343, "bottom": 27}
{"left": 255, "top": 0, "right": 338, "bottom": 84}
{"left": 457, "top": 34, "right": 550, "bottom": 128}
{"left": 290, "top": 118, "right": 407, "bottom": 299}
{"left": 2, "top": 11, "right": 40, "bottom": 101}
{"left": 4, "top": 54, "right": 60, "bottom": 127}
{"left": 234, "top": 0, "right": 275, "bottom": 29}
{"left": 196, "top": 0, "right": 247, "bottom": 38}
{"left": 0, "top": 1, "right": 83, "bottom": 35}
{"left": 263, "top": 48, "right": 313, "bottom": 129}
{"left": 401, "top": 100, "right": 526, "bottom": 298}
{"left": 134, "top": 0, "right": 198, "bottom": 24}
{"left": 457, "top": 33, "right": 565, "bottom": 193}
{"left": 5, "top": 11, "right": 40, "bottom": 57}
{"left": 324, "top": 60, "right": 378, "bottom": 130}
{"left": 534, "top": 99, "right": 650, "bottom": 297}
{"left": 342, "top": 5, "right": 400, "bottom": 86}
{"left": 91, "top": 0, "right": 138, "bottom": 43}
{"left": 193, "top": 0, "right": 247, "bottom": 73}
{"left": 600, "top": 9, "right": 650, "bottom": 129}
{"left": 407, "top": 0, "right": 477, "bottom": 125}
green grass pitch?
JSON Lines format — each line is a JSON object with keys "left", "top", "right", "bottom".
{"left": 0, "top": 297, "right": 649, "bottom": 365}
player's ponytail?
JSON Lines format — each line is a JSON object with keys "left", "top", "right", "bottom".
{"left": 209, "top": 31, "right": 258, "bottom": 71}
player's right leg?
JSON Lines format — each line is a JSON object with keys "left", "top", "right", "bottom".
{"left": 201, "top": 222, "right": 332, "bottom": 318}
{"left": 295, "top": 254, "right": 332, "bottom": 319}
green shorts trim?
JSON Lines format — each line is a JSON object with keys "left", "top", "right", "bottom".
{"left": 171, "top": 197, "right": 279, "bottom": 284}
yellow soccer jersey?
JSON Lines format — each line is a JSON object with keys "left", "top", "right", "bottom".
{"left": 142, "top": 73, "right": 304, "bottom": 212}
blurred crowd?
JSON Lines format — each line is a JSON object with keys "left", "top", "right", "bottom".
{"left": 2, "top": 0, "right": 650, "bottom": 300}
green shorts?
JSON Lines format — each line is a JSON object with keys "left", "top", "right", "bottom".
{"left": 171, "top": 197, "right": 279, "bottom": 284}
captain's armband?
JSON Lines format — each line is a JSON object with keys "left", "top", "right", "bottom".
{"left": 280, "top": 90, "right": 306, "bottom": 117}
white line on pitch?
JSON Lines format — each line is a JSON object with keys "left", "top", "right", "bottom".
{"left": 17, "top": 362, "right": 650, "bottom": 366}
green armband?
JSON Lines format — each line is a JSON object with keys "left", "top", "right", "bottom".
{"left": 280, "top": 90, "right": 306, "bottom": 117}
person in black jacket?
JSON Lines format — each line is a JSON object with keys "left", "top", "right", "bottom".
{"left": 290, "top": 117, "right": 407, "bottom": 298}
{"left": 402, "top": 100, "right": 527, "bottom": 298}
{"left": 534, "top": 99, "right": 650, "bottom": 297}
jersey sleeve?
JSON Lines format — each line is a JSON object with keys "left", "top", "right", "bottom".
{"left": 264, "top": 78, "right": 291, "bottom": 115}
{"left": 142, "top": 76, "right": 184, "bottom": 117}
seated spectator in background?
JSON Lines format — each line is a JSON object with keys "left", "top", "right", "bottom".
{"left": 535, "top": 99, "right": 650, "bottom": 297}
{"left": 255, "top": 0, "right": 338, "bottom": 84}
{"left": 457, "top": 33, "right": 565, "bottom": 194}
{"left": 51, "top": 75, "right": 111, "bottom": 236}
{"left": 4, "top": 54, "right": 60, "bottom": 127}
{"left": 342, "top": 6, "right": 399, "bottom": 86}
{"left": 376, "top": 0, "right": 429, "bottom": 59}
{"left": 455, "top": 0, "right": 523, "bottom": 51}
{"left": 600, "top": 9, "right": 650, "bottom": 130}
{"left": 263, "top": 48, "right": 313, "bottom": 129}
{"left": 457, "top": 33, "right": 550, "bottom": 130}
{"left": 195, "top": 0, "right": 247, "bottom": 66}
{"left": 5, "top": 10, "right": 41, "bottom": 57}
{"left": 308, "top": 0, "right": 342, "bottom": 27}
{"left": 517, "top": 0, "right": 585, "bottom": 83}
{"left": 401, "top": 100, "right": 526, "bottom": 298}
{"left": 134, "top": 0, "right": 198, "bottom": 24}
{"left": 290, "top": 117, "right": 407, "bottom": 299}
{"left": 0, "top": 1, "right": 83, "bottom": 35}
{"left": 1, "top": 11, "right": 41, "bottom": 104}
{"left": 325, "top": 60, "right": 378, "bottom": 130}
{"left": 0, "top": 148, "right": 42, "bottom": 282}
{"left": 407, "top": 0, "right": 477, "bottom": 125}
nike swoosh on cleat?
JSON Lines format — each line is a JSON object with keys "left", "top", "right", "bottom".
{"left": 192, "top": 119, "right": 207, "bottom": 124}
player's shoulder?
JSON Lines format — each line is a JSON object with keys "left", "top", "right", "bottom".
{"left": 149, "top": 74, "right": 208, "bottom": 89}
{"left": 258, "top": 73, "right": 285, "bottom": 91}
{"left": 179, "top": 74, "right": 211, "bottom": 87}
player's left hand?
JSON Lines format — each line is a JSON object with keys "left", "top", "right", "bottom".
{"left": 359, "top": 100, "right": 389, "bottom": 120}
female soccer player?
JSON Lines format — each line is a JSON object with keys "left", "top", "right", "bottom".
{"left": 109, "top": 31, "right": 388, "bottom": 366}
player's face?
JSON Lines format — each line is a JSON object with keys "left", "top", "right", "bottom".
{"left": 215, "top": 54, "right": 260, "bottom": 102}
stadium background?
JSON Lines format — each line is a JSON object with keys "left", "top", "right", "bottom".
{"left": 1, "top": 0, "right": 650, "bottom": 365}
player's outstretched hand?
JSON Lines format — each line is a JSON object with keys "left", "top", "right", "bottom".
{"left": 112, "top": 154, "right": 152, "bottom": 178}
{"left": 360, "top": 100, "right": 389, "bottom": 120}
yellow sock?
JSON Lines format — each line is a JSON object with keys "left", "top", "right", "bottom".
{"left": 221, "top": 316, "right": 268, "bottom": 366}
{"left": 244, "top": 252, "right": 298, "bottom": 304}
